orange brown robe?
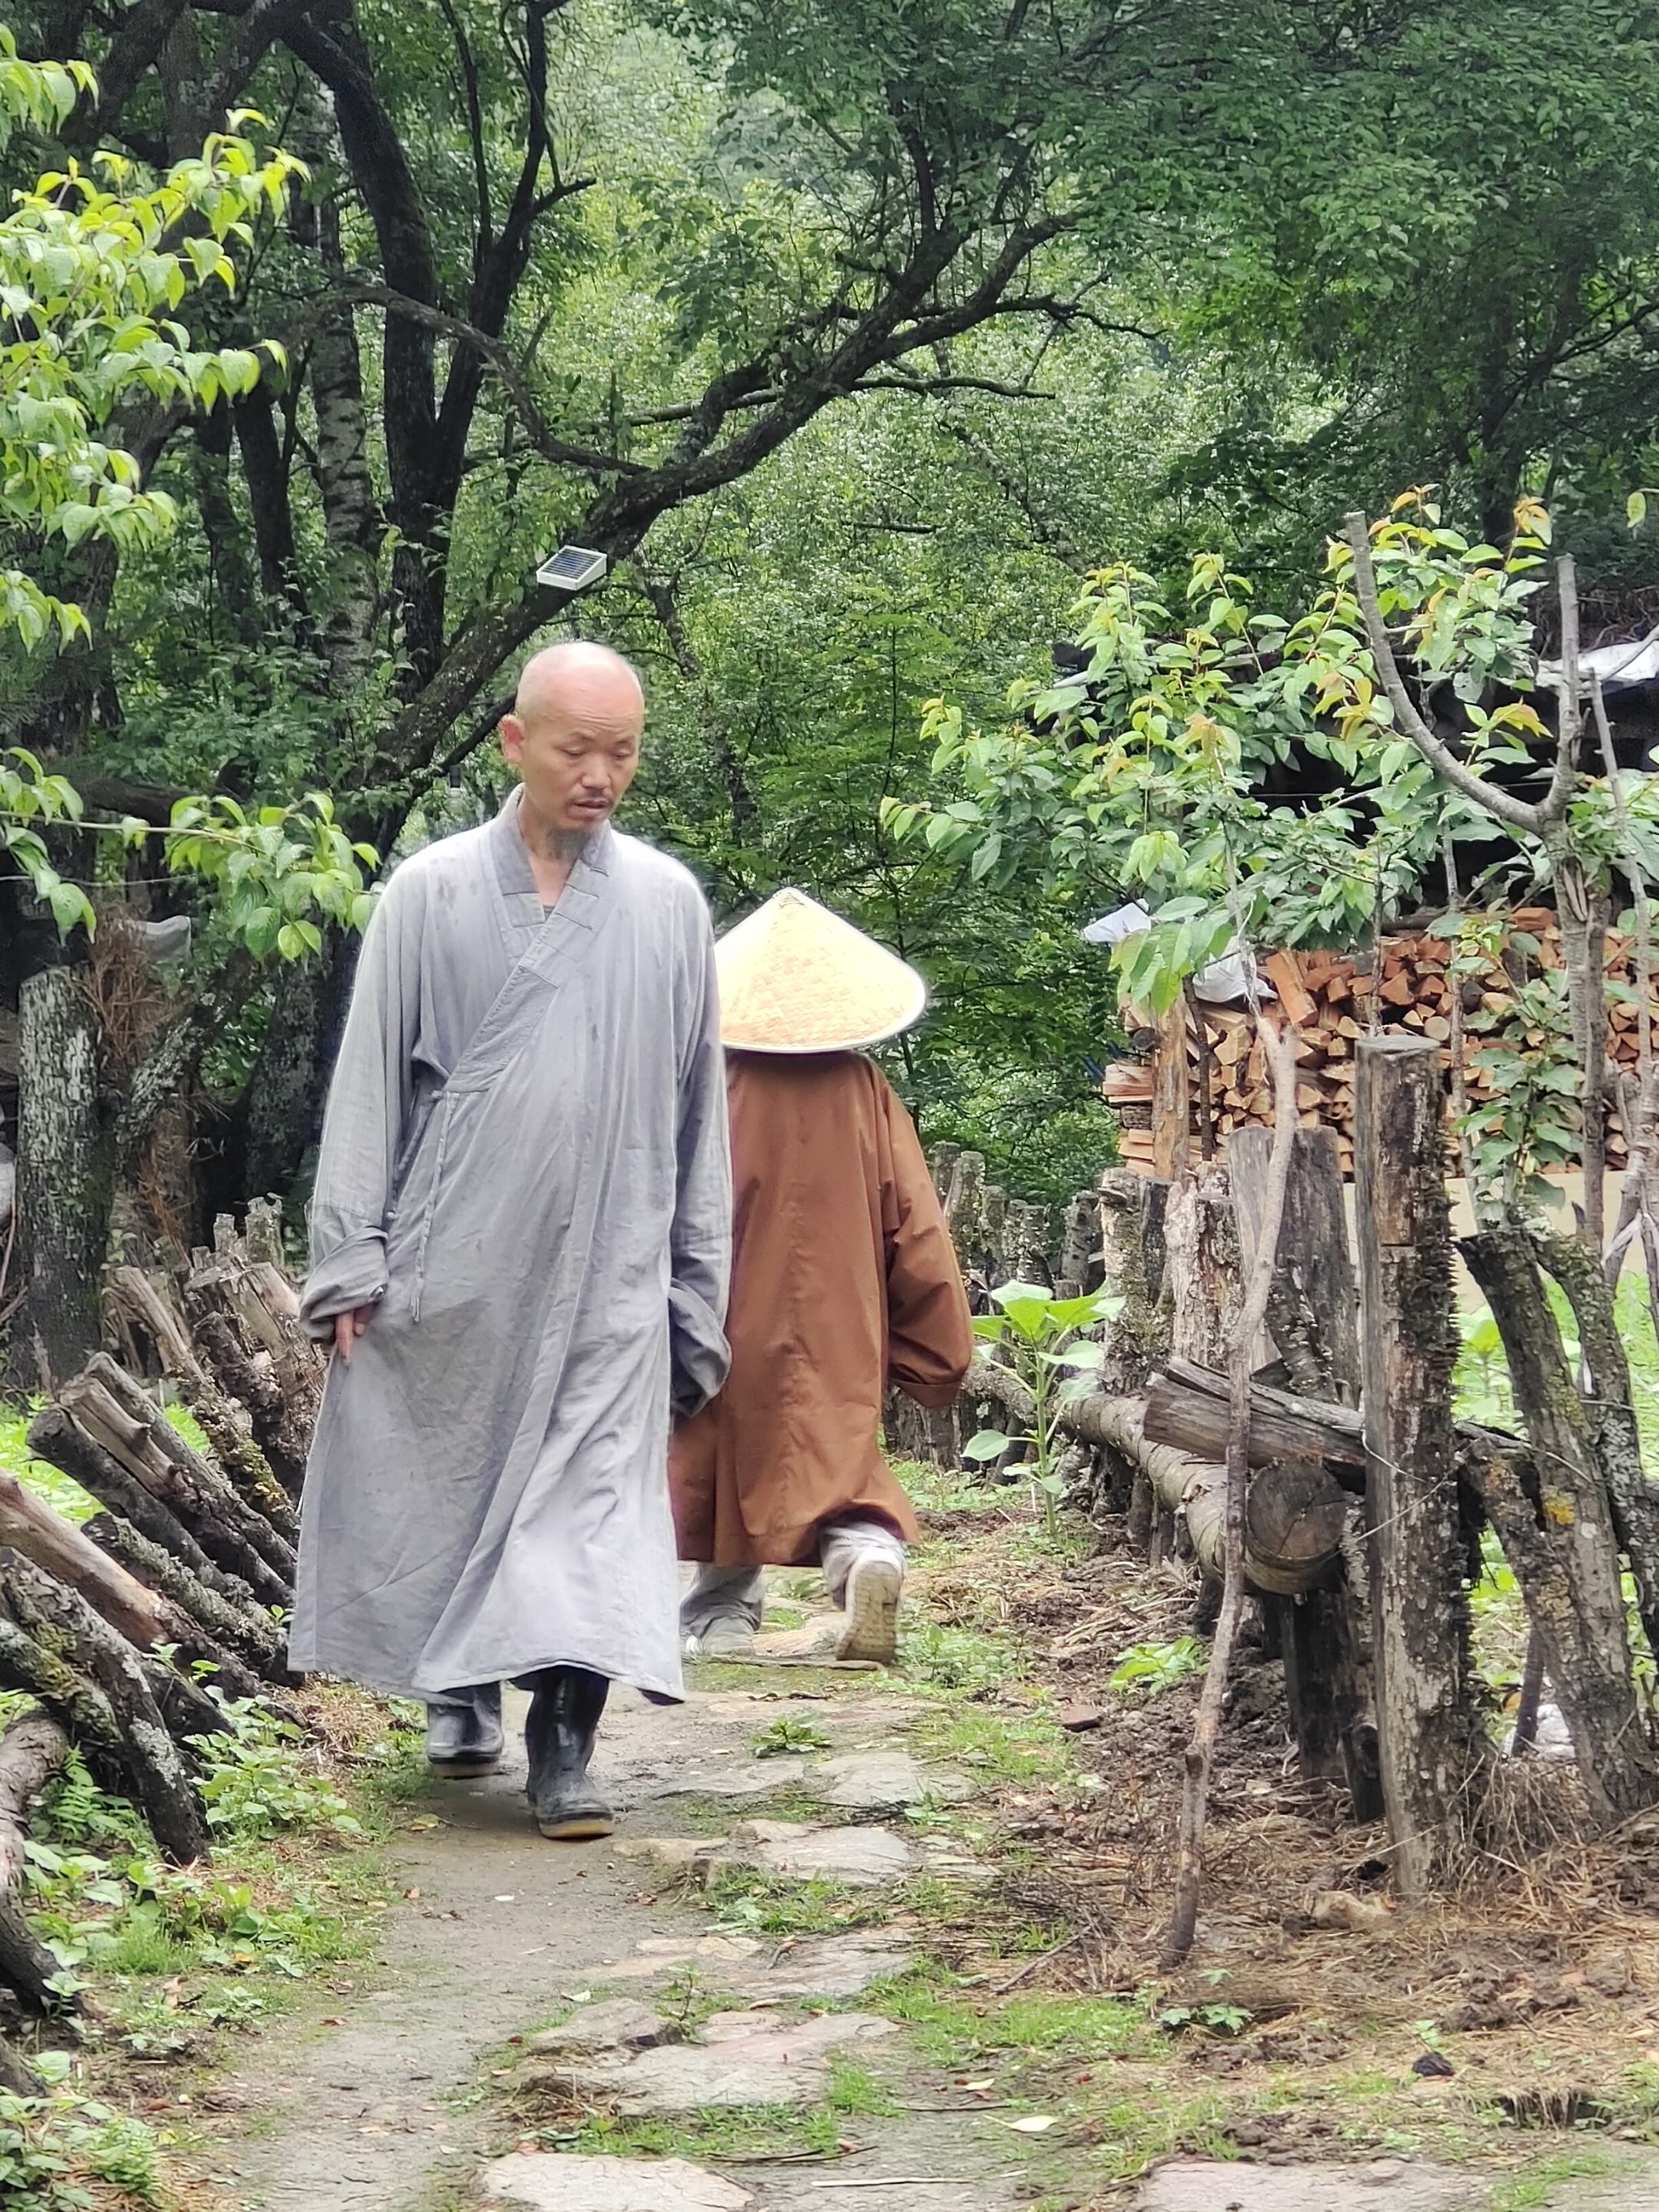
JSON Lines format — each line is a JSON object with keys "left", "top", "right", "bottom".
{"left": 671, "top": 1051, "right": 973, "bottom": 1567}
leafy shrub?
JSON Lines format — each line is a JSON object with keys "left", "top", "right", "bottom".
{"left": 189, "top": 1695, "right": 363, "bottom": 1841}
{"left": 1108, "top": 1637, "right": 1206, "bottom": 1696}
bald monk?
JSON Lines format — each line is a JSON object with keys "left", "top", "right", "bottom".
{"left": 293, "top": 641, "right": 731, "bottom": 1838}
{"left": 670, "top": 889, "right": 972, "bottom": 1664}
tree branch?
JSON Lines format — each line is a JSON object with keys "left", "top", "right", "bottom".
{"left": 1342, "top": 511, "right": 1541, "bottom": 834}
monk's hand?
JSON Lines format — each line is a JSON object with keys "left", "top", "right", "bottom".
{"left": 333, "top": 1305, "right": 376, "bottom": 1364}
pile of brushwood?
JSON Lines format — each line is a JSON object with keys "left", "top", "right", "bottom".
{"left": 0, "top": 1199, "right": 315, "bottom": 2090}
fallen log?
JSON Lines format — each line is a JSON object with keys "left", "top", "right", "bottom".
{"left": 0, "top": 1470, "right": 268, "bottom": 1706}
{"left": 0, "top": 1555, "right": 214, "bottom": 1849}
{"left": 185, "top": 1250, "right": 321, "bottom": 1498}
{"left": 56, "top": 1359, "right": 293, "bottom": 1601}
{"left": 1141, "top": 1356, "right": 1369, "bottom": 1485}
{"left": 964, "top": 1360, "right": 1347, "bottom": 1594}
{"left": 0, "top": 1710, "right": 71, "bottom": 2015}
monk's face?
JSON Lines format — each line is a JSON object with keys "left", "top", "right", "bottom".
{"left": 501, "top": 662, "right": 643, "bottom": 835}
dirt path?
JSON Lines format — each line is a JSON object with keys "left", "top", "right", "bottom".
{"left": 196, "top": 1629, "right": 1659, "bottom": 2212}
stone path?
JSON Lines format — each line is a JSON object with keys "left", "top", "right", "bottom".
{"left": 200, "top": 1656, "right": 1659, "bottom": 2212}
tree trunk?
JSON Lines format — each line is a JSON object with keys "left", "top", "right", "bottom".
{"left": 1355, "top": 1032, "right": 1492, "bottom": 1890}
{"left": 12, "top": 965, "right": 108, "bottom": 1387}
{"left": 1461, "top": 1228, "right": 1659, "bottom": 1824}
{"left": 239, "top": 932, "right": 353, "bottom": 1207}
{"left": 1529, "top": 1228, "right": 1659, "bottom": 1664}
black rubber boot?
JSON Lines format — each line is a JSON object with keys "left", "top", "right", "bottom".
{"left": 425, "top": 1683, "right": 504, "bottom": 1777}
{"left": 524, "top": 1667, "right": 612, "bottom": 1839}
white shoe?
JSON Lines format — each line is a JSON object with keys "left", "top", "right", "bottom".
{"left": 836, "top": 1556, "right": 902, "bottom": 1664}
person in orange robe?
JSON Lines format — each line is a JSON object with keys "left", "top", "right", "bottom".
{"left": 670, "top": 889, "right": 973, "bottom": 1663}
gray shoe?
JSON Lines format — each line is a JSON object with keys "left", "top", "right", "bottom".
{"left": 687, "top": 1614, "right": 757, "bottom": 1661}
{"left": 426, "top": 1684, "right": 504, "bottom": 1777}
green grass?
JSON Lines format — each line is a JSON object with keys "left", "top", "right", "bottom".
{"left": 700, "top": 1864, "right": 869, "bottom": 1936}
{"left": 910, "top": 1697, "right": 1070, "bottom": 1788}
{"left": 555, "top": 2102, "right": 849, "bottom": 2161}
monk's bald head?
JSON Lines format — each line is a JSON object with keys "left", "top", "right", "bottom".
{"left": 514, "top": 639, "right": 644, "bottom": 727}
{"left": 501, "top": 640, "right": 644, "bottom": 841}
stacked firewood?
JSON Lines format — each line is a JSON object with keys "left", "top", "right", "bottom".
{"left": 0, "top": 1201, "right": 315, "bottom": 2049}
{"left": 1107, "top": 911, "right": 1656, "bottom": 1178}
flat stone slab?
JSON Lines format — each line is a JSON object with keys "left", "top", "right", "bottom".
{"left": 482, "top": 2151, "right": 751, "bottom": 2209}
{"left": 583, "top": 1929, "right": 910, "bottom": 1999}
{"left": 738, "top": 1818, "right": 917, "bottom": 1885}
{"left": 1136, "top": 2160, "right": 1485, "bottom": 2212}
{"left": 809, "top": 1750, "right": 974, "bottom": 1807}
{"left": 549, "top": 2010, "right": 896, "bottom": 2114}
{"left": 525, "top": 1999, "right": 667, "bottom": 2055}
{"left": 618, "top": 1756, "right": 811, "bottom": 1800}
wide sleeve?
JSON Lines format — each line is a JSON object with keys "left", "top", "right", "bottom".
{"left": 667, "top": 889, "right": 733, "bottom": 1419}
{"left": 880, "top": 1079, "right": 974, "bottom": 1409}
{"left": 297, "top": 869, "right": 419, "bottom": 1340}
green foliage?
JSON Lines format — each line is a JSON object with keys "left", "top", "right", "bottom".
{"left": 963, "top": 1283, "right": 1116, "bottom": 1538}
{"left": 889, "top": 496, "right": 1557, "bottom": 1020}
{"left": 188, "top": 1694, "right": 364, "bottom": 1843}
{"left": 750, "top": 1715, "right": 832, "bottom": 1757}
{"left": 1108, "top": 1637, "right": 1206, "bottom": 1697}
{"left": 0, "top": 71, "right": 298, "bottom": 653}
{"left": 0, "top": 2086, "right": 156, "bottom": 2210}
{"left": 1157, "top": 2001, "right": 1253, "bottom": 2038}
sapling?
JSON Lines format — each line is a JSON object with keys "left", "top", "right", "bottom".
{"left": 962, "top": 1284, "right": 1118, "bottom": 1539}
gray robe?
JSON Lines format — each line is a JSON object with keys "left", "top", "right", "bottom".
{"left": 290, "top": 793, "right": 731, "bottom": 1703}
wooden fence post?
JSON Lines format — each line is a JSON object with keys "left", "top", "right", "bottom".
{"left": 1355, "top": 1032, "right": 1489, "bottom": 1889}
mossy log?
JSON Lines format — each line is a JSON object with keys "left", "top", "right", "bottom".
{"left": 0, "top": 1710, "right": 71, "bottom": 2017}
{"left": 0, "top": 1561, "right": 208, "bottom": 1864}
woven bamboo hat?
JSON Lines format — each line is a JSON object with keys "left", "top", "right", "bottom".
{"left": 717, "top": 887, "right": 928, "bottom": 1054}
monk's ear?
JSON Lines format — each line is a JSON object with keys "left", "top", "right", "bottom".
{"left": 499, "top": 713, "right": 525, "bottom": 767}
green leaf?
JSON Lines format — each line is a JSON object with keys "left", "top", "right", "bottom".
{"left": 961, "top": 1429, "right": 1015, "bottom": 1462}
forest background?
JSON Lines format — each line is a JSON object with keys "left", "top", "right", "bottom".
{"left": 6, "top": 0, "right": 1659, "bottom": 1316}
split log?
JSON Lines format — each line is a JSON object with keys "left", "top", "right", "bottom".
{"left": 0, "top": 1469, "right": 269, "bottom": 1703}
{"left": 1229, "top": 1127, "right": 1359, "bottom": 1405}
{"left": 184, "top": 1250, "right": 322, "bottom": 1498}
{"left": 0, "top": 1710, "right": 71, "bottom": 2015}
{"left": 1461, "top": 1227, "right": 1659, "bottom": 1825}
{"left": 1356, "top": 1032, "right": 1492, "bottom": 1891}
{"left": 26, "top": 1404, "right": 267, "bottom": 1613}
{"left": 103, "top": 1266, "right": 298, "bottom": 1539}
{"left": 56, "top": 1357, "right": 293, "bottom": 1601}
{"left": 1230, "top": 1124, "right": 1377, "bottom": 1807}
{"left": 0, "top": 1560, "right": 208, "bottom": 1863}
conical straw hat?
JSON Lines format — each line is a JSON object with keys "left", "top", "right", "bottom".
{"left": 717, "top": 887, "right": 928, "bottom": 1053}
